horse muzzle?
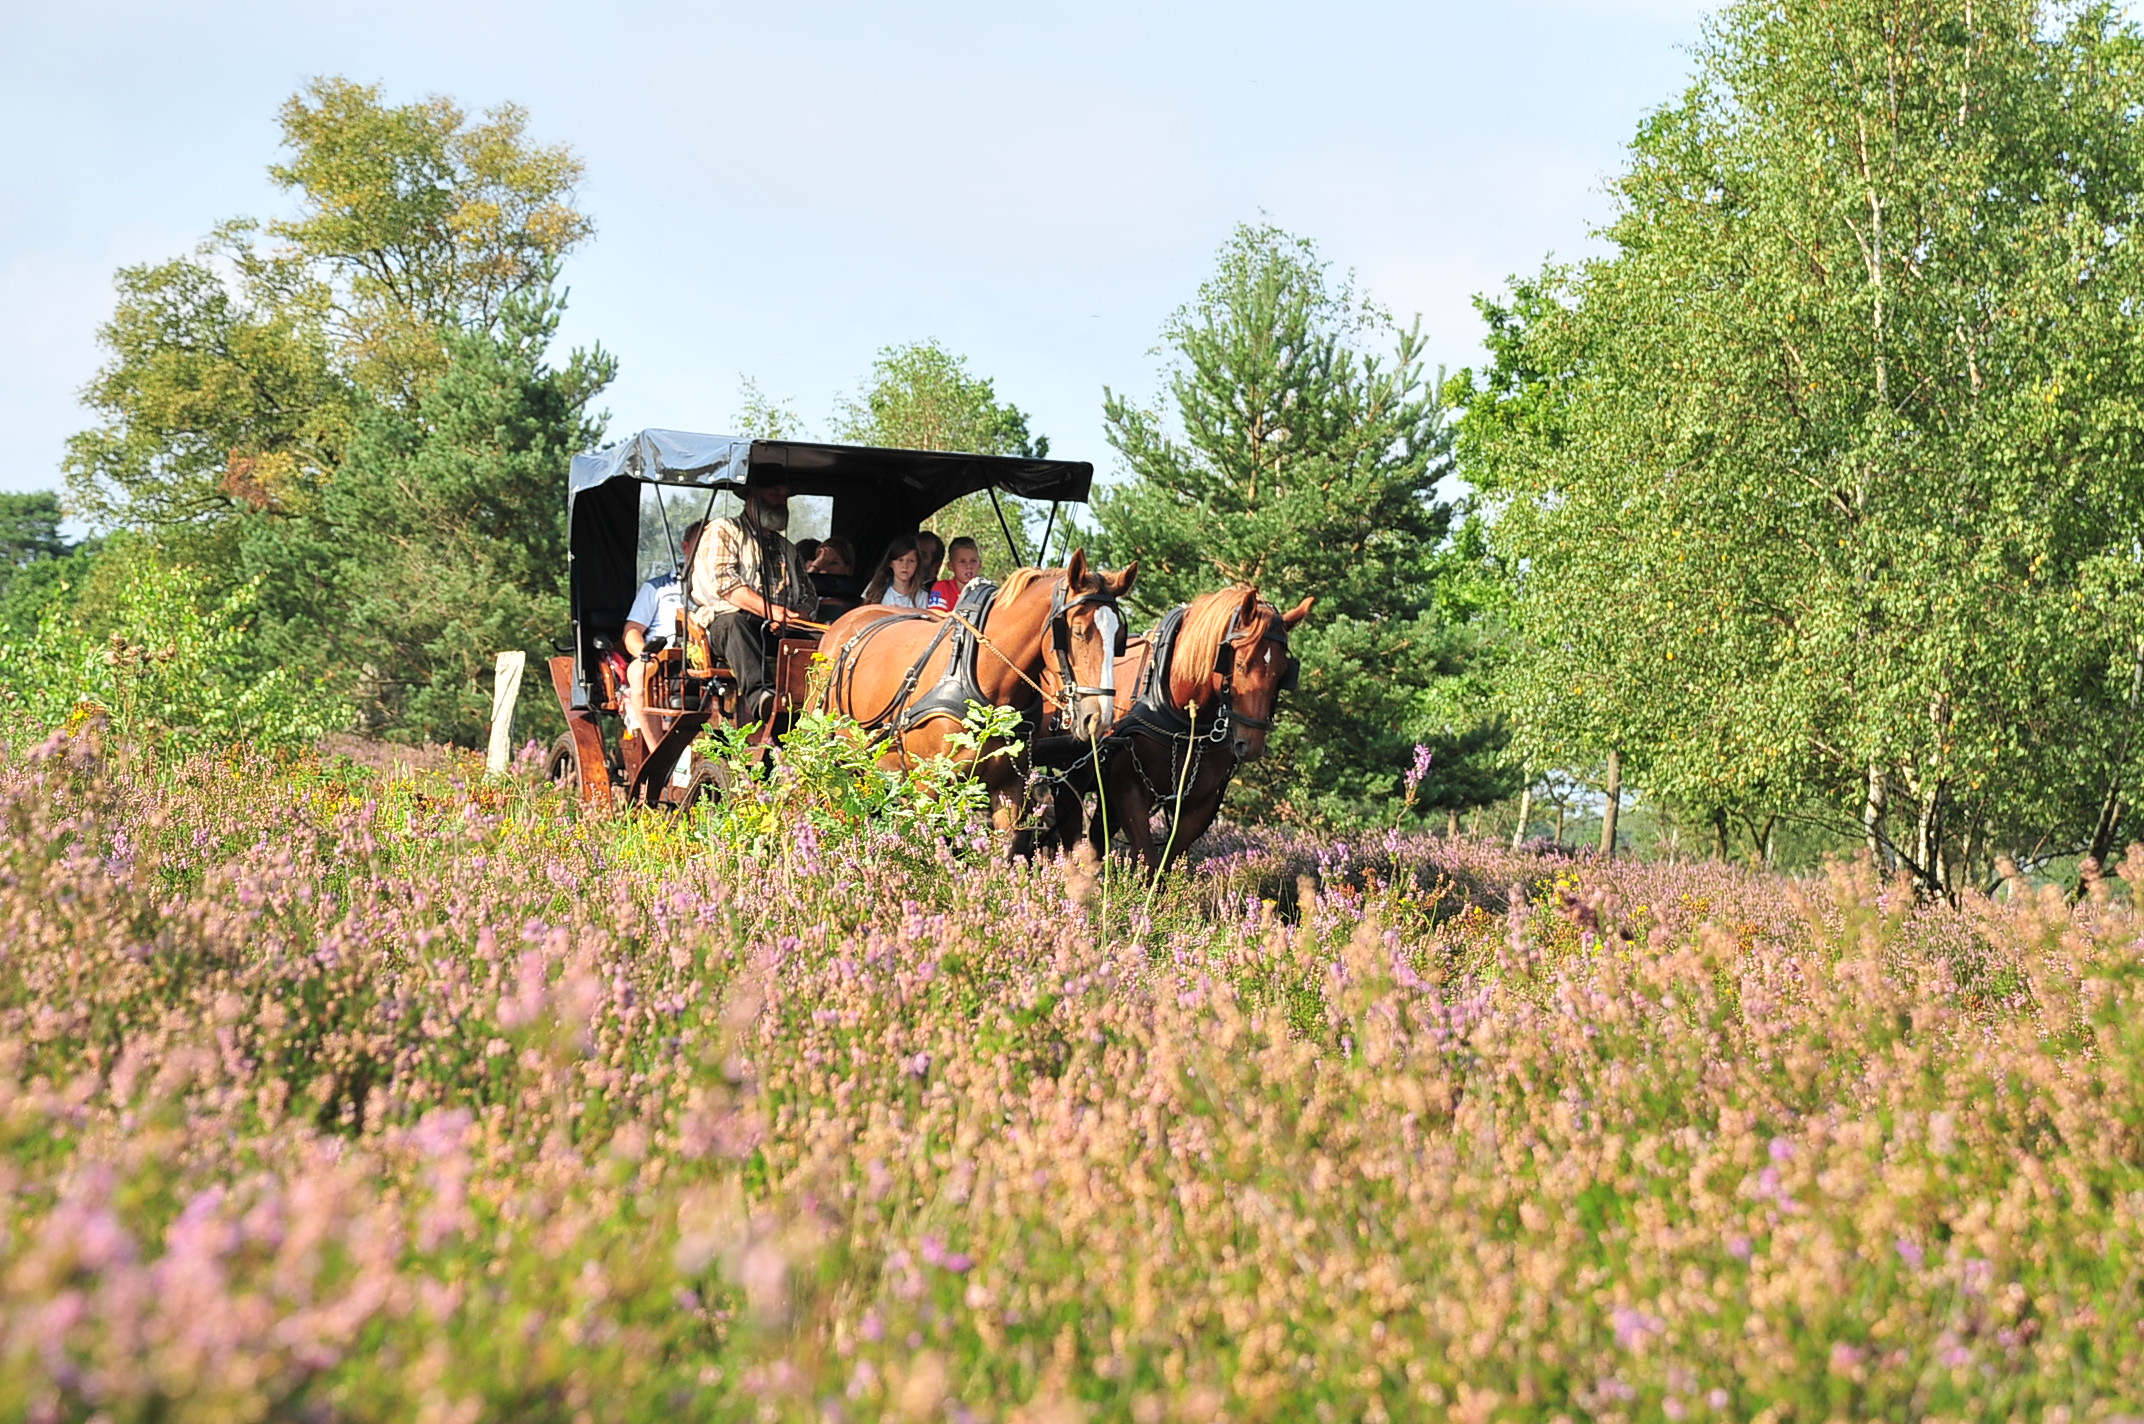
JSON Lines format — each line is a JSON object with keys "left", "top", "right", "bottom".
{"left": 1068, "top": 690, "right": 1114, "bottom": 744}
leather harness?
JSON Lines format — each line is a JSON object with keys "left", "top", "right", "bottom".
{"left": 826, "top": 575, "right": 1125, "bottom": 752}
{"left": 1082, "top": 599, "right": 1302, "bottom": 818}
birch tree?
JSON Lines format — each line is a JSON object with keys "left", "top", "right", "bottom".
{"left": 1459, "top": 0, "right": 2144, "bottom": 893}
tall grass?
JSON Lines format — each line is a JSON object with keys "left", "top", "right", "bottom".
{"left": 2, "top": 733, "right": 2140, "bottom": 1421}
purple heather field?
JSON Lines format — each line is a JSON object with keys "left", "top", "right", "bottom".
{"left": 2, "top": 733, "right": 2141, "bottom": 1422}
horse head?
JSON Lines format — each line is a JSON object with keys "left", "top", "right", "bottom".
{"left": 1049, "top": 548, "right": 1138, "bottom": 745}
{"left": 1221, "top": 592, "right": 1313, "bottom": 762}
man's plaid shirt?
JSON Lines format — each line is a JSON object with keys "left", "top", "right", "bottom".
{"left": 687, "top": 513, "right": 818, "bottom": 625}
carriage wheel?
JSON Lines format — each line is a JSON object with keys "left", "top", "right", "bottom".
{"left": 678, "top": 762, "right": 732, "bottom": 810}
{"left": 547, "top": 731, "right": 626, "bottom": 797}
{"left": 545, "top": 732, "right": 577, "bottom": 785}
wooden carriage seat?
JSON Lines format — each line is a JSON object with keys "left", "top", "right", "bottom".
{"left": 685, "top": 613, "right": 716, "bottom": 679}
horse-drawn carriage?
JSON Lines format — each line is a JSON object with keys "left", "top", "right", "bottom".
{"left": 546, "top": 429, "right": 1097, "bottom": 808}
{"left": 548, "top": 427, "right": 1311, "bottom": 872}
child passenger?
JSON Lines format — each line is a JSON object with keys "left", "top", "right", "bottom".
{"left": 864, "top": 534, "right": 929, "bottom": 609}
{"left": 927, "top": 536, "right": 982, "bottom": 612}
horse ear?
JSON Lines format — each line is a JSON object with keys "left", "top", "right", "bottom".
{"left": 1235, "top": 586, "right": 1259, "bottom": 626}
{"left": 1282, "top": 595, "right": 1315, "bottom": 628}
{"left": 1111, "top": 560, "right": 1140, "bottom": 596}
{"left": 1065, "top": 547, "right": 1088, "bottom": 586}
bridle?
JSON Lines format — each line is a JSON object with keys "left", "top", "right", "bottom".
{"left": 1209, "top": 612, "right": 1299, "bottom": 743}
{"left": 1045, "top": 577, "right": 1126, "bottom": 722}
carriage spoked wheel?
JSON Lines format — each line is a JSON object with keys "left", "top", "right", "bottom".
{"left": 677, "top": 762, "right": 729, "bottom": 809}
{"left": 674, "top": 742, "right": 775, "bottom": 811}
{"left": 544, "top": 733, "right": 577, "bottom": 786}
{"left": 546, "top": 732, "right": 624, "bottom": 791}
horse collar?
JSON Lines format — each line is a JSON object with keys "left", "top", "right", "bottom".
{"left": 895, "top": 579, "right": 1001, "bottom": 733}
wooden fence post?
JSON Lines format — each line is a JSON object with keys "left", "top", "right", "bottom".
{"left": 488, "top": 650, "right": 527, "bottom": 776}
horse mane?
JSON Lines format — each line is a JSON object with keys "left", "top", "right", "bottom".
{"left": 994, "top": 565, "right": 1059, "bottom": 606}
{"left": 1170, "top": 585, "right": 1260, "bottom": 705}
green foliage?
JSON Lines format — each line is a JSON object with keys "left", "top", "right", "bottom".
{"left": 0, "top": 544, "right": 100, "bottom": 642}
{"left": 240, "top": 284, "right": 614, "bottom": 745}
{"left": 66, "top": 74, "right": 593, "bottom": 540}
{"left": 0, "top": 540, "right": 348, "bottom": 755}
{"left": 835, "top": 339, "right": 1046, "bottom": 459}
{"left": 0, "top": 493, "right": 87, "bottom": 640}
{"left": 731, "top": 377, "right": 805, "bottom": 440}
{"left": 0, "top": 493, "right": 69, "bottom": 570}
{"left": 64, "top": 246, "right": 356, "bottom": 532}
{"left": 688, "top": 699, "right": 1027, "bottom": 858}
{"left": 268, "top": 76, "right": 594, "bottom": 402}
{"left": 61, "top": 79, "right": 606, "bottom": 749}
{"left": 836, "top": 339, "right": 1050, "bottom": 573}
{"left": 1459, "top": 0, "right": 2144, "bottom": 892}
{"left": 1096, "top": 223, "right": 1512, "bottom": 825}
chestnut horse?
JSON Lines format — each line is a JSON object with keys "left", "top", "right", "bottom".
{"left": 817, "top": 550, "right": 1136, "bottom": 840}
{"left": 1054, "top": 586, "right": 1312, "bottom": 875}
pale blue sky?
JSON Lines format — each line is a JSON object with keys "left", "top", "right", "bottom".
{"left": 1, "top": 0, "right": 1710, "bottom": 505}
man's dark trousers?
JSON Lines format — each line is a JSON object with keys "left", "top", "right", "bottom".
{"left": 710, "top": 610, "right": 774, "bottom": 720}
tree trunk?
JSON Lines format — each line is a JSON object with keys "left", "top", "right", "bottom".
{"left": 1599, "top": 750, "right": 1622, "bottom": 859}
{"left": 1510, "top": 784, "right": 1533, "bottom": 850}
{"left": 1713, "top": 807, "right": 1730, "bottom": 862}
{"left": 1916, "top": 779, "right": 1946, "bottom": 898}
{"left": 2083, "top": 643, "right": 2144, "bottom": 886}
{"left": 1554, "top": 801, "right": 1566, "bottom": 846}
{"left": 1759, "top": 812, "right": 1777, "bottom": 872}
{"left": 1863, "top": 763, "right": 1888, "bottom": 871}
{"left": 1447, "top": 808, "right": 1460, "bottom": 840}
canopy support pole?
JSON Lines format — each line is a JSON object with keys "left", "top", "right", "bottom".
{"left": 652, "top": 488, "right": 678, "bottom": 573}
{"left": 987, "top": 487, "right": 1028, "bottom": 568}
{"left": 1037, "top": 500, "right": 1061, "bottom": 569}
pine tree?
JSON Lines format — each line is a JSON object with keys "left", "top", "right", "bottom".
{"left": 240, "top": 283, "right": 613, "bottom": 744}
{"left": 1097, "top": 224, "right": 1512, "bottom": 825}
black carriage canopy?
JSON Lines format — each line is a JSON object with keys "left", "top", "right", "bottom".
{"left": 566, "top": 430, "right": 1095, "bottom": 704}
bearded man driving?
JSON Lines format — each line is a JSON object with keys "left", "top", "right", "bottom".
{"left": 687, "top": 466, "right": 819, "bottom": 724}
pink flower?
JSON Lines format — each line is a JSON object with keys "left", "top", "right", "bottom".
{"left": 1404, "top": 745, "right": 1433, "bottom": 800}
{"left": 1611, "top": 1306, "right": 1663, "bottom": 1350}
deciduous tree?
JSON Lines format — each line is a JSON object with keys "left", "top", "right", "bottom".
{"left": 65, "top": 76, "right": 593, "bottom": 539}
{"left": 64, "top": 249, "right": 354, "bottom": 533}
{"left": 268, "top": 76, "right": 593, "bottom": 402}
{"left": 836, "top": 340, "right": 1049, "bottom": 572}
{"left": 1458, "top": 0, "right": 2144, "bottom": 893}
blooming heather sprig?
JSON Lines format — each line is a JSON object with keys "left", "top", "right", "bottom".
{"left": 1399, "top": 742, "right": 1433, "bottom": 827}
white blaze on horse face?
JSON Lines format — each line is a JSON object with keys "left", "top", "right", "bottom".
{"left": 1095, "top": 608, "right": 1120, "bottom": 693}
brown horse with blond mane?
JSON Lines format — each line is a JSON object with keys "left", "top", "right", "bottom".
{"left": 816, "top": 549, "right": 1136, "bottom": 844}
{"left": 1052, "top": 585, "right": 1312, "bottom": 875}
